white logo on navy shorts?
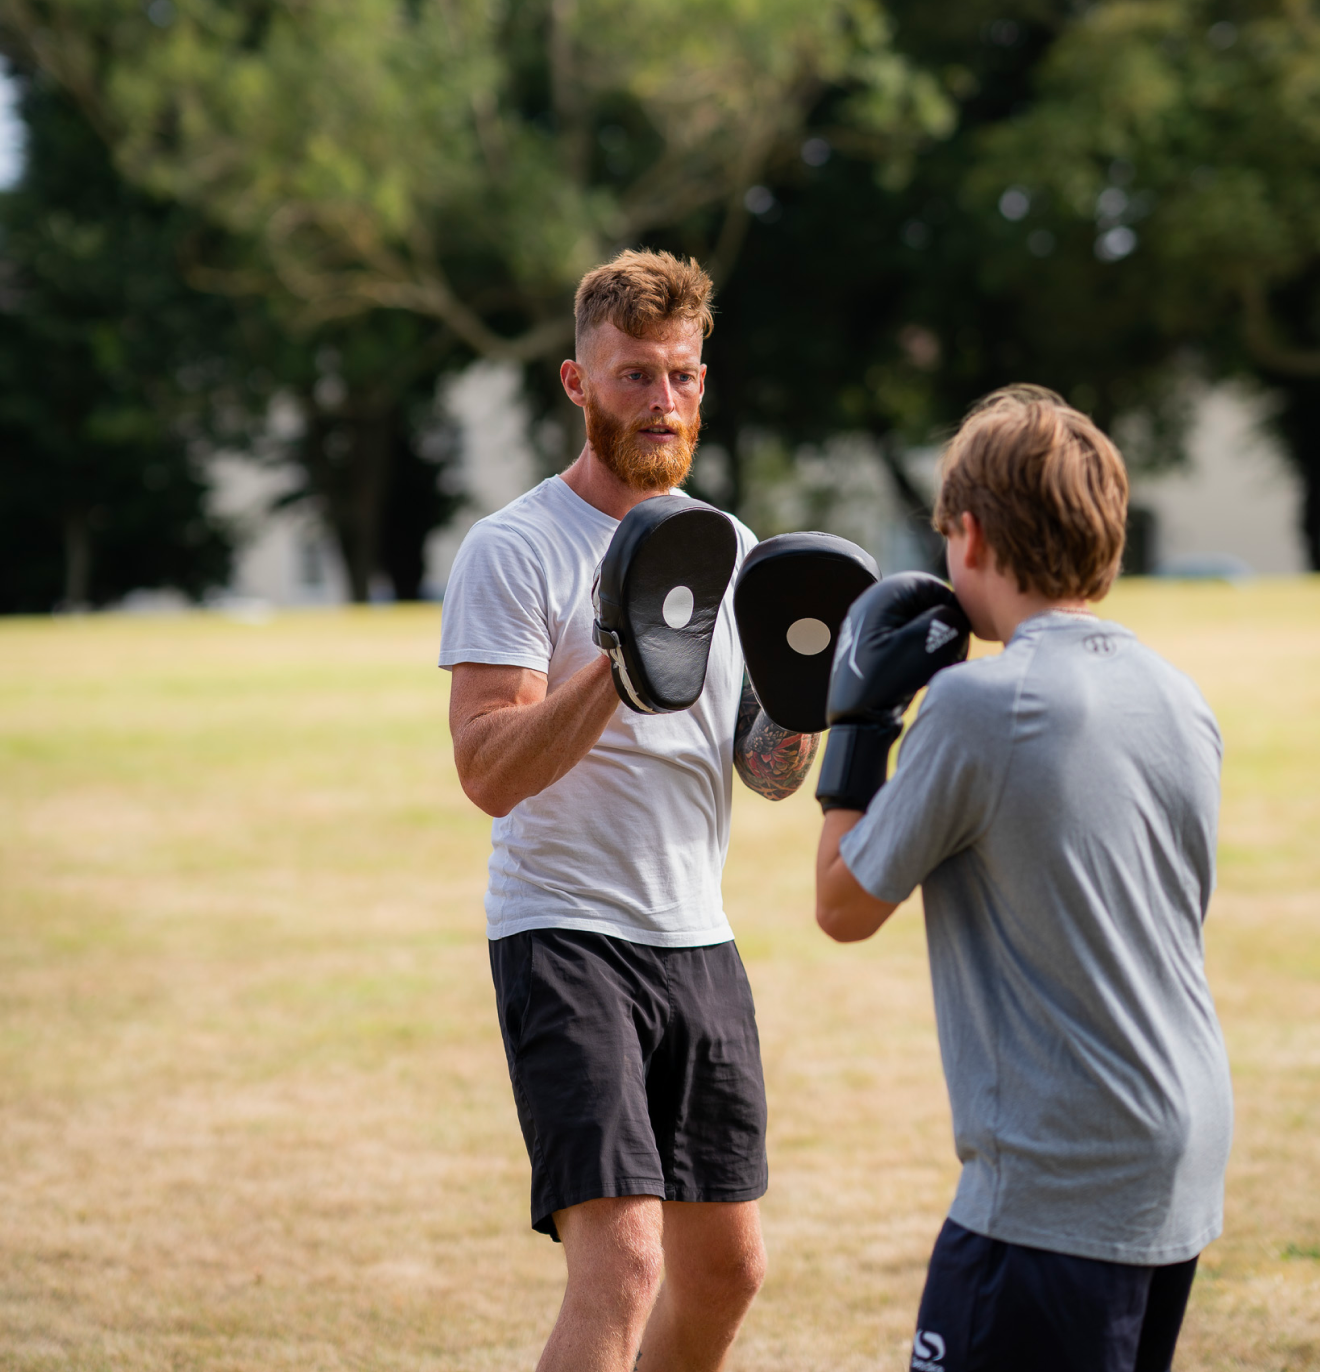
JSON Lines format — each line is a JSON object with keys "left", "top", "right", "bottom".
{"left": 912, "top": 1328, "right": 946, "bottom": 1371}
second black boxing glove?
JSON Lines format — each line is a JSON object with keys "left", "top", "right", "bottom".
{"left": 815, "top": 572, "right": 971, "bottom": 812}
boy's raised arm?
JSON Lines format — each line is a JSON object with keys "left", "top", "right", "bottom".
{"left": 815, "top": 809, "right": 897, "bottom": 941}
{"left": 812, "top": 573, "right": 970, "bottom": 943}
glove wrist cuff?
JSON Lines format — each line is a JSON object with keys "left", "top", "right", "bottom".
{"left": 815, "top": 721, "right": 902, "bottom": 813}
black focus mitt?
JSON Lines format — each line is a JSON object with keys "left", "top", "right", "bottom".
{"left": 593, "top": 495, "right": 738, "bottom": 714}
{"left": 733, "top": 532, "right": 879, "bottom": 733}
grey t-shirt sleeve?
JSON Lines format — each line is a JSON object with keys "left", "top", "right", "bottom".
{"left": 438, "top": 522, "right": 553, "bottom": 672}
{"left": 838, "top": 664, "right": 1013, "bottom": 904}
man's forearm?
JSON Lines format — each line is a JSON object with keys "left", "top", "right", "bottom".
{"left": 733, "top": 680, "right": 820, "bottom": 800}
{"left": 454, "top": 656, "right": 619, "bottom": 816}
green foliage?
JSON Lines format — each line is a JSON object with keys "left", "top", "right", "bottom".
{"left": 4, "top": 0, "right": 952, "bottom": 357}
{"left": 972, "top": 0, "right": 1320, "bottom": 562}
{"left": 699, "top": 0, "right": 1320, "bottom": 567}
{"left": 0, "top": 73, "right": 233, "bottom": 611}
{"left": 978, "top": 0, "right": 1320, "bottom": 370}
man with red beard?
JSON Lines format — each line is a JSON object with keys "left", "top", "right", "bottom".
{"left": 440, "top": 249, "right": 818, "bottom": 1372}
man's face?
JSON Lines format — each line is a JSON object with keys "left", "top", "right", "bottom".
{"left": 576, "top": 321, "right": 705, "bottom": 492}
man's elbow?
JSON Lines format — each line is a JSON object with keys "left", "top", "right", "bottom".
{"left": 455, "top": 759, "right": 517, "bottom": 818}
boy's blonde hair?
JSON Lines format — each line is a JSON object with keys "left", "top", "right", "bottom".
{"left": 574, "top": 249, "right": 714, "bottom": 354}
{"left": 933, "top": 385, "right": 1129, "bottom": 601}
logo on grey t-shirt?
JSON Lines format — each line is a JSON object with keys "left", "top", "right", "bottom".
{"left": 1083, "top": 633, "right": 1118, "bottom": 657}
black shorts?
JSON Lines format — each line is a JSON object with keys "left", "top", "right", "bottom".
{"left": 912, "top": 1219, "right": 1199, "bottom": 1372}
{"left": 489, "top": 928, "right": 768, "bottom": 1241}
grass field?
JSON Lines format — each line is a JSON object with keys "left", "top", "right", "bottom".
{"left": 2, "top": 579, "right": 1318, "bottom": 1371}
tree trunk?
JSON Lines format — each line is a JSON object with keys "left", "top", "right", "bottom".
{"left": 875, "top": 435, "right": 946, "bottom": 574}
{"left": 302, "top": 405, "right": 395, "bottom": 602}
{"left": 1270, "top": 378, "right": 1320, "bottom": 572}
{"left": 62, "top": 508, "right": 91, "bottom": 608}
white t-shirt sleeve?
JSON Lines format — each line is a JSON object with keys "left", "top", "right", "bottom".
{"left": 838, "top": 667, "right": 1010, "bottom": 904}
{"left": 438, "top": 521, "right": 553, "bottom": 672}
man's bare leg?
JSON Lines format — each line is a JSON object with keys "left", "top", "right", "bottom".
{"left": 537, "top": 1196, "right": 666, "bottom": 1372}
{"left": 636, "top": 1201, "right": 766, "bottom": 1372}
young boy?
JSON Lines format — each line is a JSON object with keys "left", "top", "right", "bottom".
{"left": 814, "top": 386, "right": 1232, "bottom": 1372}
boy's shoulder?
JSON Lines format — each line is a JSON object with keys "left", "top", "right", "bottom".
{"left": 921, "top": 613, "right": 1220, "bottom": 756}
{"left": 920, "top": 640, "right": 1028, "bottom": 724}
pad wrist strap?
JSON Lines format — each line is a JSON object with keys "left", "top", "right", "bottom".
{"left": 815, "top": 722, "right": 902, "bottom": 813}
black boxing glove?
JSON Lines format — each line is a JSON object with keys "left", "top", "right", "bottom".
{"left": 815, "top": 572, "right": 970, "bottom": 812}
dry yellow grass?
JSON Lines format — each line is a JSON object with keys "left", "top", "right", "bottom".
{"left": 0, "top": 579, "right": 1317, "bottom": 1370}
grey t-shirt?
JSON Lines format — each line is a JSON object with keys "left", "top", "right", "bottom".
{"left": 840, "top": 610, "right": 1232, "bottom": 1265}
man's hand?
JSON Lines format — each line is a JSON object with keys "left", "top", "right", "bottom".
{"left": 733, "top": 676, "right": 820, "bottom": 801}
{"left": 815, "top": 809, "right": 898, "bottom": 941}
{"left": 449, "top": 656, "right": 619, "bottom": 817}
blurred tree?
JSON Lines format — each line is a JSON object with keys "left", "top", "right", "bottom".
{"left": 2, "top": 0, "right": 955, "bottom": 596}
{"left": 0, "top": 64, "right": 467, "bottom": 607}
{"left": 975, "top": 0, "right": 1320, "bottom": 565}
{"left": 0, "top": 71, "right": 233, "bottom": 611}
{"left": 226, "top": 312, "right": 467, "bottom": 601}
{"left": 701, "top": 0, "right": 1320, "bottom": 570}
{"left": 0, "top": 0, "right": 951, "bottom": 432}
{"left": 697, "top": 2, "right": 1188, "bottom": 552}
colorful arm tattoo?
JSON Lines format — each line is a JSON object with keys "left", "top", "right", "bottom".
{"left": 733, "top": 675, "right": 821, "bottom": 801}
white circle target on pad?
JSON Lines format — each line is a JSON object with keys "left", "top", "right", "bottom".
{"left": 662, "top": 585, "right": 695, "bottom": 629}
{"left": 786, "top": 617, "right": 831, "bottom": 656}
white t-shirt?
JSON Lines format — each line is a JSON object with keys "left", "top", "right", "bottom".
{"left": 438, "top": 475, "right": 757, "bottom": 947}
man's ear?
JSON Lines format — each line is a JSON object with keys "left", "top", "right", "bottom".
{"left": 560, "top": 358, "right": 588, "bottom": 409}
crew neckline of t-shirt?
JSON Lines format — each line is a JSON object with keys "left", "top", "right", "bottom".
{"left": 1010, "top": 607, "right": 1100, "bottom": 642}
{"left": 551, "top": 473, "right": 685, "bottom": 529}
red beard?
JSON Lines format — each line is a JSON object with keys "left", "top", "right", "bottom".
{"left": 585, "top": 396, "right": 700, "bottom": 492}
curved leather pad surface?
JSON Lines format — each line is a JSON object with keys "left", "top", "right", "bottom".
{"left": 597, "top": 496, "right": 737, "bottom": 713}
{"left": 734, "top": 532, "right": 879, "bottom": 733}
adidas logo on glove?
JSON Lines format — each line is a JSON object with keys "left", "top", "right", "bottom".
{"left": 925, "top": 620, "right": 960, "bottom": 654}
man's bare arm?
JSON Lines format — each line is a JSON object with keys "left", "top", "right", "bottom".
{"left": 732, "top": 676, "right": 821, "bottom": 801}
{"left": 815, "top": 808, "right": 899, "bottom": 941}
{"left": 449, "top": 657, "right": 619, "bottom": 817}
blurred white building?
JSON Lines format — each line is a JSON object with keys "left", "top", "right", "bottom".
{"left": 1129, "top": 384, "right": 1306, "bottom": 576}
{"left": 207, "top": 453, "right": 350, "bottom": 607}
{"left": 205, "top": 369, "right": 1308, "bottom": 607}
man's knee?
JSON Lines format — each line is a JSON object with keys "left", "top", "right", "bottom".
{"left": 667, "top": 1218, "right": 767, "bottom": 1310}
{"left": 702, "top": 1234, "right": 767, "bottom": 1307}
{"left": 559, "top": 1197, "right": 666, "bottom": 1316}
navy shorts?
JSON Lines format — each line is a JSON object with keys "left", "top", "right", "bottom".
{"left": 489, "top": 929, "right": 768, "bottom": 1241}
{"left": 912, "top": 1220, "right": 1199, "bottom": 1372}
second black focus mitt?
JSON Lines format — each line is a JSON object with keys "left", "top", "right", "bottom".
{"left": 733, "top": 532, "right": 879, "bottom": 734}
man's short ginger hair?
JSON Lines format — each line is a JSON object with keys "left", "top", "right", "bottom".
{"left": 574, "top": 249, "right": 714, "bottom": 355}
{"left": 933, "top": 385, "right": 1129, "bottom": 601}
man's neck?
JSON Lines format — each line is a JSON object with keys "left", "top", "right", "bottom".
{"left": 559, "top": 444, "right": 668, "bottom": 521}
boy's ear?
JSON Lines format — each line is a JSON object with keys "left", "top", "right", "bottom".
{"left": 961, "top": 512, "right": 988, "bottom": 569}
